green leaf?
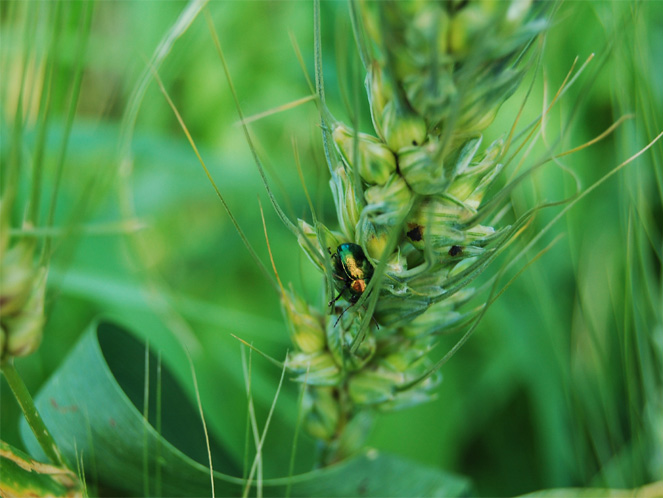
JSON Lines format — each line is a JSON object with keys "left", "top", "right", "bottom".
{"left": 0, "top": 440, "right": 81, "bottom": 498}
{"left": 20, "top": 318, "right": 472, "bottom": 497}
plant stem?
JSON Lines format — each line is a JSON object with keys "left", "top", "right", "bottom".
{"left": 1, "top": 359, "right": 67, "bottom": 468}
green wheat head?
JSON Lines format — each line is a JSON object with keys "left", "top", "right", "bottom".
{"left": 0, "top": 203, "right": 46, "bottom": 361}
{"left": 275, "top": 0, "right": 551, "bottom": 463}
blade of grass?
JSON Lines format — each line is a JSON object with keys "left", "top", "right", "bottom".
{"left": 240, "top": 346, "right": 253, "bottom": 482}
{"left": 205, "top": 9, "right": 299, "bottom": 239}
{"left": 149, "top": 64, "right": 277, "bottom": 292}
{"left": 155, "top": 351, "right": 163, "bottom": 498}
{"left": 230, "top": 335, "right": 284, "bottom": 370}
{"left": 348, "top": 0, "right": 369, "bottom": 70}
{"left": 41, "top": 0, "right": 94, "bottom": 263}
{"left": 285, "top": 369, "right": 308, "bottom": 498}
{"left": 187, "top": 350, "right": 215, "bottom": 498}
{"left": 507, "top": 130, "right": 663, "bottom": 279}
{"left": 243, "top": 359, "right": 288, "bottom": 498}
{"left": 235, "top": 95, "right": 316, "bottom": 127}
{"left": 0, "top": 360, "right": 67, "bottom": 468}
{"left": 113, "top": 0, "right": 208, "bottom": 356}
{"left": 28, "top": 0, "right": 61, "bottom": 228}
{"left": 142, "top": 340, "right": 150, "bottom": 497}
{"left": 240, "top": 346, "right": 263, "bottom": 496}
{"left": 313, "top": 0, "right": 337, "bottom": 175}
{"left": 10, "top": 220, "right": 147, "bottom": 238}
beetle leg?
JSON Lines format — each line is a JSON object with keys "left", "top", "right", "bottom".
{"left": 328, "top": 289, "right": 344, "bottom": 308}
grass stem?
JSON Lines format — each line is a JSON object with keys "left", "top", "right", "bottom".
{"left": 1, "top": 359, "right": 67, "bottom": 468}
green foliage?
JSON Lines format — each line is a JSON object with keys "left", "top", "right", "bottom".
{"left": 0, "top": 440, "right": 81, "bottom": 498}
{"left": 20, "top": 319, "right": 471, "bottom": 497}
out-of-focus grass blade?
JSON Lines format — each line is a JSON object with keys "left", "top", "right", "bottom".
{"left": 517, "top": 481, "right": 663, "bottom": 498}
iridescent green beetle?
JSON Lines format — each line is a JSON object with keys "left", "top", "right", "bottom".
{"left": 329, "top": 243, "right": 374, "bottom": 307}
{"left": 329, "top": 243, "right": 380, "bottom": 329}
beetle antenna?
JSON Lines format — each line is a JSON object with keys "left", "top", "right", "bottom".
{"left": 371, "top": 314, "right": 380, "bottom": 330}
{"left": 328, "top": 290, "right": 343, "bottom": 308}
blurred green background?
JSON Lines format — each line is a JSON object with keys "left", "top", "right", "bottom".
{"left": 1, "top": 1, "right": 661, "bottom": 496}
